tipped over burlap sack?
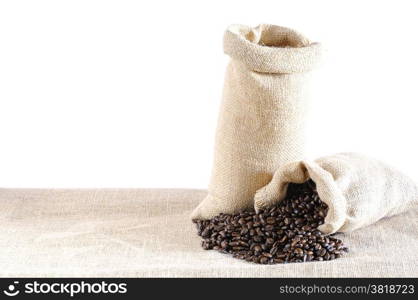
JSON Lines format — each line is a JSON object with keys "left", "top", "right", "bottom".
{"left": 192, "top": 24, "right": 322, "bottom": 219}
{"left": 254, "top": 153, "right": 418, "bottom": 234}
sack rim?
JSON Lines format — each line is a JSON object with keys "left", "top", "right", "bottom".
{"left": 223, "top": 24, "right": 322, "bottom": 74}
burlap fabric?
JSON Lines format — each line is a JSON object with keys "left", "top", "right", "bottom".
{"left": 192, "top": 24, "right": 321, "bottom": 219}
{"left": 0, "top": 188, "right": 416, "bottom": 277}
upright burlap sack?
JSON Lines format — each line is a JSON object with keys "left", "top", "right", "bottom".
{"left": 254, "top": 152, "right": 418, "bottom": 234}
{"left": 192, "top": 24, "right": 322, "bottom": 219}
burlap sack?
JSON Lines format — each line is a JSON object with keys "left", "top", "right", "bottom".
{"left": 192, "top": 24, "right": 322, "bottom": 219}
{"left": 254, "top": 152, "right": 418, "bottom": 234}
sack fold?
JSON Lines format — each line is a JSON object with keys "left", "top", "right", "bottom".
{"left": 254, "top": 153, "right": 418, "bottom": 234}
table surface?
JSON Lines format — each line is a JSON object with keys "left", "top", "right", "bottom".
{"left": 0, "top": 188, "right": 417, "bottom": 277}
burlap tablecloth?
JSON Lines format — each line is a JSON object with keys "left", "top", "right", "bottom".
{"left": 0, "top": 188, "right": 417, "bottom": 277}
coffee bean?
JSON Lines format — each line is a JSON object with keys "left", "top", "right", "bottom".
{"left": 193, "top": 180, "right": 348, "bottom": 264}
{"left": 294, "top": 248, "right": 304, "bottom": 257}
{"left": 255, "top": 228, "right": 263, "bottom": 236}
{"left": 265, "top": 224, "right": 274, "bottom": 231}
{"left": 270, "top": 247, "right": 278, "bottom": 255}
{"left": 201, "top": 228, "right": 210, "bottom": 237}
{"left": 226, "top": 224, "right": 234, "bottom": 231}
{"left": 294, "top": 218, "right": 304, "bottom": 225}
{"left": 266, "top": 217, "right": 276, "bottom": 224}
{"left": 253, "top": 245, "right": 262, "bottom": 253}
{"left": 253, "top": 236, "right": 262, "bottom": 243}
{"left": 260, "top": 257, "right": 269, "bottom": 264}
{"left": 233, "top": 246, "right": 244, "bottom": 251}
{"left": 239, "top": 241, "right": 249, "bottom": 247}
{"left": 266, "top": 238, "right": 274, "bottom": 245}
{"left": 221, "top": 241, "right": 228, "bottom": 249}
{"left": 279, "top": 236, "right": 287, "bottom": 243}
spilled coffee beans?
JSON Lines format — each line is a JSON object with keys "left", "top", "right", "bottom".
{"left": 193, "top": 180, "right": 348, "bottom": 264}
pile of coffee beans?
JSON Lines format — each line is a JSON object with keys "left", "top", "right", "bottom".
{"left": 193, "top": 180, "right": 348, "bottom": 264}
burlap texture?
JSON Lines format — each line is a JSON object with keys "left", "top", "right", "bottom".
{"left": 0, "top": 188, "right": 417, "bottom": 277}
{"left": 192, "top": 24, "right": 321, "bottom": 219}
{"left": 255, "top": 153, "right": 418, "bottom": 234}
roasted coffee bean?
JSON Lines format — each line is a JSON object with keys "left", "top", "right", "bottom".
{"left": 201, "top": 228, "right": 210, "bottom": 237}
{"left": 265, "top": 225, "right": 274, "bottom": 231}
{"left": 233, "top": 246, "right": 245, "bottom": 251}
{"left": 253, "top": 236, "right": 263, "bottom": 243}
{"left": 221, "top": 240, "right": 228, "bottom": 249}
{"left": 266, "top": 217, "right": 276, "bottom": 224}
{"left": 266, "top": 238, "right": 275, "bottom": 245}
{"left": 239, "top": 241, "right": 249, "bottom": 247}
{"left": 193, "top": 180, "right": 348, "bottom": 264}
{"left": 279, "top": 236, "right": 287, "bottom": 243}
{"left": 270, "top": 247, "right": 278, "bottom": 255}
{"left": 259, "top": 257, "right": 269, "bottom": 264}
{"left": 294, "top": 248, "right": 304, "bottom": 257}
{"left": 294, "top": 218, "right": 304, "bottom": 225}
{"left": 253, "top": 245, "right": 262, "bottom": 253}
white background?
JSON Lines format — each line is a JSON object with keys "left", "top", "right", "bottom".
{"left": 1, "top": 0, "right": 417, "bottom": 188}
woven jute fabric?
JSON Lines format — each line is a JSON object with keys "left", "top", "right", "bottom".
{"left": 255, "top": 153, "right": 418, "bottom": 234}
{"left": 192, "top": 24, "right": 322, "bottom": 219}
{"left": 0, "top": 188, "right": 417, "bottom": 277}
